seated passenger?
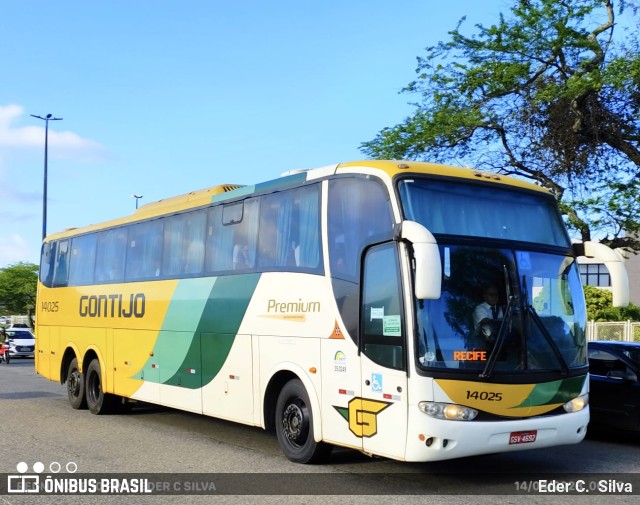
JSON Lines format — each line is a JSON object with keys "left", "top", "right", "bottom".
{"left": 233, "top": 243, "right": 249, "bottom": 270}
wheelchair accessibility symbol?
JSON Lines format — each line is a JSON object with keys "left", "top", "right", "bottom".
{"left": 371, "top": 373, "right": 383, "bottom": 392}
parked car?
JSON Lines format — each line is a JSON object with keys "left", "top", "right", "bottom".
{"left": 4, "top": 328, "right": 36, "bottom": 358}
{"left": 588, "top": 341, "right": 640, "bottom": 432}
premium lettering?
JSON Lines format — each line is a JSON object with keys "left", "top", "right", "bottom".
{"left": 79, "top": 293, "right": 145, "bottom": 318}
{"left": 267, "top": 298, "right": 320, "bottom": 314}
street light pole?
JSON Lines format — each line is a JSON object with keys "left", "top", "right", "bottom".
{"left": 132, "top": 194, "right": 143, "bottom": 209}
{"left": 31, "top": 113, "right": 63, "bottom": 241}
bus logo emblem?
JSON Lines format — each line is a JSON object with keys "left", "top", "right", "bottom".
{"left": 334, "top": 397, "right": 391, "bottom": 438}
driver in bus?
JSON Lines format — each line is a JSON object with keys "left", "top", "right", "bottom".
{"left": 473, "top": 285, "right": 504, "bottom": 343}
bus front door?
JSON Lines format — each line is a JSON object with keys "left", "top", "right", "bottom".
{"left": 359, "top": 242, "right": 409, "bottom": 460}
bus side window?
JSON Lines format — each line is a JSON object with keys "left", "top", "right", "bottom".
{"left": 206, "top": 206, "right": 233, "bottom": 271}
{"left": 163, "top": 212, "right": 207, "bottom": 277}
{"left": 257, "top": 195, "right": 279, "bottom": 268}
{"left": 256, "top": 185, "right": 321, "bottom": 271}
{"left": 95, "top": 228, "right": 127, "bottom": 283}
{"left": 52, "top": 240, "right": 70, "bottom": 287}
{"left": 182, "top": 210, "right": 207, "bottom": 275}
{"left": 328, "top": 177, "right": 393, "bottom": 281}
{"left": 40, "top": 241, "right": 56, "bottom": 287}
{"left": 125, "top": 220, "right": 163, "bottom": 280}
{"left": 296, "top": 185, "right": 321, "bottom": 269}
{"left": 206, "top": 199, "right": 259, "bottom": 273}
{"left": 68, "top": 234, "right": 97, "bottom": 285}
{"left": 361, "top": 242, "right": 405, "bottom": 370}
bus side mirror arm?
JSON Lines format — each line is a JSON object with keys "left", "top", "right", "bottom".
{"left": 396, "top": 221, "right": 442, "bottom": 300}
{"left": 574, "top": 241, "right": 630, "bottom": 307}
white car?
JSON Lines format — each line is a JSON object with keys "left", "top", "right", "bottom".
{"left": 5, "top": 329, "right": 35, "bottom": 358}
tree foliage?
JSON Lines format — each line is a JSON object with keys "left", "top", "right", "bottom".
{"left": 361, "top": 0, "right": 640, "bottom": 248}
{"left": 0, "top": 262, "right": 38, "bottom": 315}
{"left": 583, "top": 284, "right": 640, "bottom": 320}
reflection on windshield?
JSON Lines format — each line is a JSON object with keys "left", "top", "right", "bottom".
{"left": 398, "top": 179, "right": 570, "bottom": 247}
{"left": 416, "top": 245, "right": 587, "bottom": 373}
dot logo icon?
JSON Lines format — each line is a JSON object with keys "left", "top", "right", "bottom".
{"left": 7, "top": 461, "right": 78, "bottom": 493}
{"left": 8, "top": 462, "right": 40, "bottom": 493}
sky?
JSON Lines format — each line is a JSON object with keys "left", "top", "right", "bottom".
{"left": 0, "top": 0, "right": 508, "bottom": 268}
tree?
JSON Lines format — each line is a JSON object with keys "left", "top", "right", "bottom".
{"left": 361, "top": 0, "right": 640, "bottom": 248}
{"left": 583, "top": 284, "right": 640, "bottom": 320}
{"left": 583, "top": 285, "right": 614, "bottom": 319}
{"left": 0, "top": 262, "right": 38, "bottom": 317}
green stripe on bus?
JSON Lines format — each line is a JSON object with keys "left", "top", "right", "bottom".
{"left": 132, "top": 277, "right": 217, "bottom": 383}
{"left": 543, "top": 375, "right": 586, "bottom": 405}
{"left": 254, "top": 172, "right": 307, "bottom": 193}
{"left": 210, "top": 172, "right": 308, "bottom": 204}
{"left": 514, "top": 376, "right": 585, "bottom": 408}
{"left": 200, "top": 273, "right": 261, "bottom": 386}
{"left": 163, "top": 273, "right": 261, "bottom": 388}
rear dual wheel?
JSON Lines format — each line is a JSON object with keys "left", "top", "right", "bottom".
{"left": 85, "top": 359, "right": 119, "bottom": 415}
{"left": 67, "top": 358, "right": 86, "bottom": 409}
{"left": 67, "top": 357, "right": 128, "bottom": 413}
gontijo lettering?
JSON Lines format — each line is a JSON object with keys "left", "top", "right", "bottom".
{"left": 79, "top": 293, "right": 145, "bottom": 318}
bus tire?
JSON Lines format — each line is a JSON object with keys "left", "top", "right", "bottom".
{"left": 85, "top": 359, "right": 116, "bottom": 415}
{"left": 275, "top": 379, "right": 332, "bottom": 464}
{"left": 67, "top": 357, "right": 86, "bottom": 409}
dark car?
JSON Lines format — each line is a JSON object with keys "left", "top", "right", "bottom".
{"left": 588, "top": 341, "right": 640, "bottom": 432}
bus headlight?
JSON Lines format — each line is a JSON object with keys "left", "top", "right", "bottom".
{"left": 418, "top": 401, "right": 478, "bottom": 421}
{"left": 562, "top": 394, "right": 588, "bottom": 413}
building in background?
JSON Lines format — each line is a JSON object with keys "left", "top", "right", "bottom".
{"left": 578, "top": 247, "right": 640, "bottom": 306}
{"left": 622, "top": 249, "right": 640, "bottom": 306}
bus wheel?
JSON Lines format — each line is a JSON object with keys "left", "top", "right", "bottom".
{"left": 85, "top": 359, "right": 115, "bottom": 415}
{"left": 67, "top": 357, "right": 86, "bottom": 409}
{"left": 275, "top": 379, "right": 331, "bottom": 464}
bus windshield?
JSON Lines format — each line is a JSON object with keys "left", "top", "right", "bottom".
{"left": 398, "top": 178, "right": 570, "bottom": 247}
{"left": 414, "top": 245, "right": 587, "bottom": 373}
{"left": 398, "top": 178, "right": 587, "bottom": 374}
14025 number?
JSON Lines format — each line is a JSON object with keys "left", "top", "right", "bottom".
{"left": 466, "top": 390, "right": 503, "bottom": 401}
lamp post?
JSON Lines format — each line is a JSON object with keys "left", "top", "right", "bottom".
{"left": 132, "top": 194, "right": 143, "bottom": 209}
{"left": 31, "top": 113, "right": 63, "bottom": 241}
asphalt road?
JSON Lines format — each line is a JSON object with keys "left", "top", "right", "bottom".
{"left": 0, "top": 358, "right": 638, "bottom": 505}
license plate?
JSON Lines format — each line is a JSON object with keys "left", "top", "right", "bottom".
{"left": 18, "top": 347, "right": 31, "bottom": 352}
{"left": 509, "top": 430, "right": 537, "bottom": 444}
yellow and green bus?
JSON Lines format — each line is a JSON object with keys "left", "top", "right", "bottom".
{"left": 36, "top": 160, "right": 628, "bottom": 463}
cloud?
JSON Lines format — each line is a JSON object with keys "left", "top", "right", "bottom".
{"left": 0, "top": 104, "right": 106, "bottom": 162}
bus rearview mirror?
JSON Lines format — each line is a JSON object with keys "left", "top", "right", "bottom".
{"left": 399, "top": 221, "right": 442, "bottom": 300}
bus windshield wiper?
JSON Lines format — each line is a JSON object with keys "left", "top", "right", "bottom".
{"left": 480, "top": 265, "right": 513, "bottom": 379}
{"left": 521, "top": 275, "right": 569, "bottom": 374}
{"left": 479, "top": 299, "right": 513, "bottom": 378}
{"left": 525, "top": 303, "right": 570, "bottom": 374}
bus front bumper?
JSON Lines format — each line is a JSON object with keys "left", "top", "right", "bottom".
{"left": 404, "top": 406, "right": 589, "bottom": 462}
